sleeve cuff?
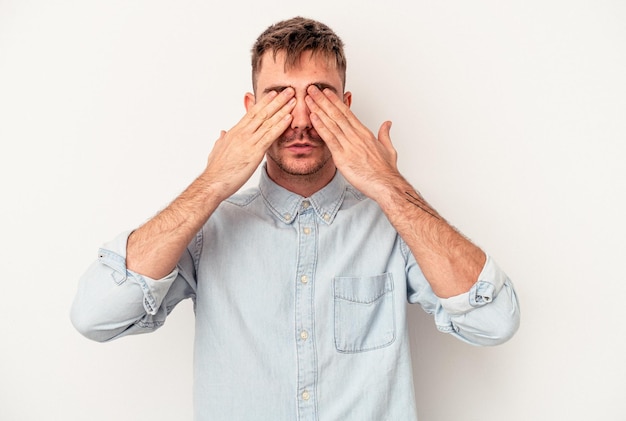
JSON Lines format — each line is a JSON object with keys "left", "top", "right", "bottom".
{"left": 99, "top": 230, "right": 179, "bottom": 315}
{"left": 128, "top": 269, "right": 179, "bottom": 315}
{"left": 439, "top": 254, "right": 507, "bottom": 315}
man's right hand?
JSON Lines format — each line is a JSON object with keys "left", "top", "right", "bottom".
{"left": 200, "top": 87, "right": 296, "bottom": 202}
{"left": 126, "top": 87, "right": 295, "bottom": 279}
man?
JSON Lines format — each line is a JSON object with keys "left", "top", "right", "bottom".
{"left": 71, "top": 16, "right": 520, "bottom": 421}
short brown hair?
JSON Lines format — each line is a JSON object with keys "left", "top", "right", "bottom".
{"left": 251, "top": 17, "right": 347, "bottom": 92}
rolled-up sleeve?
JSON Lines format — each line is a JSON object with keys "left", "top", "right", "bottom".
{"left": 407, "top": 253, "right": 520, "bottom": 346}
{"left": 70, "top": 231, "right": 197, "bottom": 342}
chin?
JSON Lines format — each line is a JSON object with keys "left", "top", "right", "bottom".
{"left": 269, "top": 156, "right": 332, "bottom": 177}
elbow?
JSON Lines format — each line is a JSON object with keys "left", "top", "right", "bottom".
{"left": 487, "top": 286, "right": 521, "bottom": 346}
{"left": 477, "top": 310, "right": 520, "bottom": 346}
{"left": 499, "top": 306, "right": 521, "bottom": 344}
{"left": 70, "top": 299, "right": 119, "bottom": 343}
{"left": 460, "top": 303, "right": 521, "bottom": 347}
{"left": 469, "top": 280, "right": 521, "bottom": 346}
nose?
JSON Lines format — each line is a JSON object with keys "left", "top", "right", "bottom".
{"left": 290, "top": 93, "right": 312, "bottom": 130}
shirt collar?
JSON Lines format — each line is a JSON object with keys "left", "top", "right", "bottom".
{"left": 259, "top": 164, "right": 347, "bottom": 225}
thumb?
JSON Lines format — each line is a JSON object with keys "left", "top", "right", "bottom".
{"left": 378, "top": 120, "right": 393, "bottom": 148}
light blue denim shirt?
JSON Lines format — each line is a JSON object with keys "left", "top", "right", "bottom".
{"left": 71, "top": 167, "right": 520, "bottom": 421}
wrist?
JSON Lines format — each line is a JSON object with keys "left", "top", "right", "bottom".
{"left": 195, "top": 171, "right": 234, "bottom": 206}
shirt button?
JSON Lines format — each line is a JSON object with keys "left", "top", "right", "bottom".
{"left": 302, "top": 391, "right": 310, "bottom": 401}
{"left": 323, "top": 213, "right": 330, "bottom": 222}
{"left": 300, "top": 330, "right": 309, "bottom": 340}
{"left": 302, "top": 200, "right": 310, "bottom": 209}
{"left": 284, "top": 213, "right": 291, "bottom": 221}
{"left": 300, "top": 275, "right": 308, "bottom": 284}
{"left": 303, "top": 227, "right": 311, "bottom": 235}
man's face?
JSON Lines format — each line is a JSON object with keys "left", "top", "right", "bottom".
{"left": 246, "top": 50, "right": 351, "bottom": 184}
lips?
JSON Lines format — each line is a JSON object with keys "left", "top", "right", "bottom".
{"left": 282, "top": 136, "right": 324, "bottom": 153}
{"left": 287, "top": 142, "right": 316, "bottom": 149}
{"left": 279, "top": 129, "right": 324, "bottom": 154}
{"left": 286, "top": 145, "right": 314, "bottom": 156}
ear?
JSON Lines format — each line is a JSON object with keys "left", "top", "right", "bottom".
{"left": 343, "top": 91, "right": 352, "bottom": 108}
{"left": 244, "top": 92, "right": 255, "bottom": 111}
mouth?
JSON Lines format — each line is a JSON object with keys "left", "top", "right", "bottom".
{"left": 279, "top": 129, "right": 324, "bottom": 154}
{"left": 286, "top": 142, "right": 317, "bottom": 153}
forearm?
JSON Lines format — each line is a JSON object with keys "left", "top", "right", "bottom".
{"left": 126, "top": 87, "right": 297, "bottom": 279}
{"left": 377, "top": 175, "right": 485, "bottom": 298}
{"left": 127, "top": 172, "right": 224, "bottom": 279}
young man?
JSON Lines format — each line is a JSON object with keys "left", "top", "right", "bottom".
{"left": 72, "top": 16, "right": 519, "bottom": 421}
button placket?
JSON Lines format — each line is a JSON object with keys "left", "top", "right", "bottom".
{"left": 294, "top": 207, "right": 318, "bottom": 419}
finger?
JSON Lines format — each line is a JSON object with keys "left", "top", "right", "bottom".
{"left": 229, "top": 91, "right": 295, "bottom": 147}
{"left": 306, "top": 85, "right": 358, "bottom": 133}
{"left": 378, "top": 120, "right": 398, "bottom": 164}
{"left": 310, "top": 111, "right": 344, "bottom": 153}
{"left": 378, "top": 121, "right": 393, "bottom": 149}
{"left": 253, "top": 100, "right": 295, "bottom": 148}
{"left": 305, "top": 93, "right": 347, "bottom": 145}
{"left": 243, "top": 87, "right": 295, "bottom": 129}
{"left": 306, "top": 86, "right": 377, "bottom": 149}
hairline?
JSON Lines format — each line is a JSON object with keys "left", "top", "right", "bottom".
{"left": 253, "top": 49, "right": 345, "bottom": 94}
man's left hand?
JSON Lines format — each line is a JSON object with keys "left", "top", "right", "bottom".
{"left": 305, "top": 85, "right": 401, "bottom": 201}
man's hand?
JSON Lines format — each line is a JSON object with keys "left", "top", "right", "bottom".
{"left": 305, "top": 85, "right": 485, "bottom": 297}
{"left": 305, "top": 85, "right": 401, "bottom": 202}
{"left": 127, "top": 88, "right": 295, "bottom": 279}
{"left": 202, "top": 87, "right": 296, "bottom": 201}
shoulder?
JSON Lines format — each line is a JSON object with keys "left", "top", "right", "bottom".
{"left": 223, "top": 186, "right": 262, "bottom": 208}
{"left": 209, "top": 185, "right": 270, "bottom": 224}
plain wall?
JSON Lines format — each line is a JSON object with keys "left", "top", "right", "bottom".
{"left": 1, "top": 1, "right": 625, "bottom": 420}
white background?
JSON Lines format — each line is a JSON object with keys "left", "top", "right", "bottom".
{"left": 1, "top": 1, "right": 625, "bottom": 420}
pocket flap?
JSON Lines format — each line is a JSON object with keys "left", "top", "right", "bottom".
{"left": 334, "top": 273, "right": 393, "bottom": 304}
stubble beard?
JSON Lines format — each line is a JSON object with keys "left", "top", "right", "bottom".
{"left": 267, "top": 130, "right": 332, "bottom": 177}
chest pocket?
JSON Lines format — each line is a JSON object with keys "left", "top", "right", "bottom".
{"left": 333, "top": 273, "right": 395, "bottom": 353}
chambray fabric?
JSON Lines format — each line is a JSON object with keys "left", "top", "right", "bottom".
{"left": 71, "top": 166, "right": 519, "bottom": 421}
